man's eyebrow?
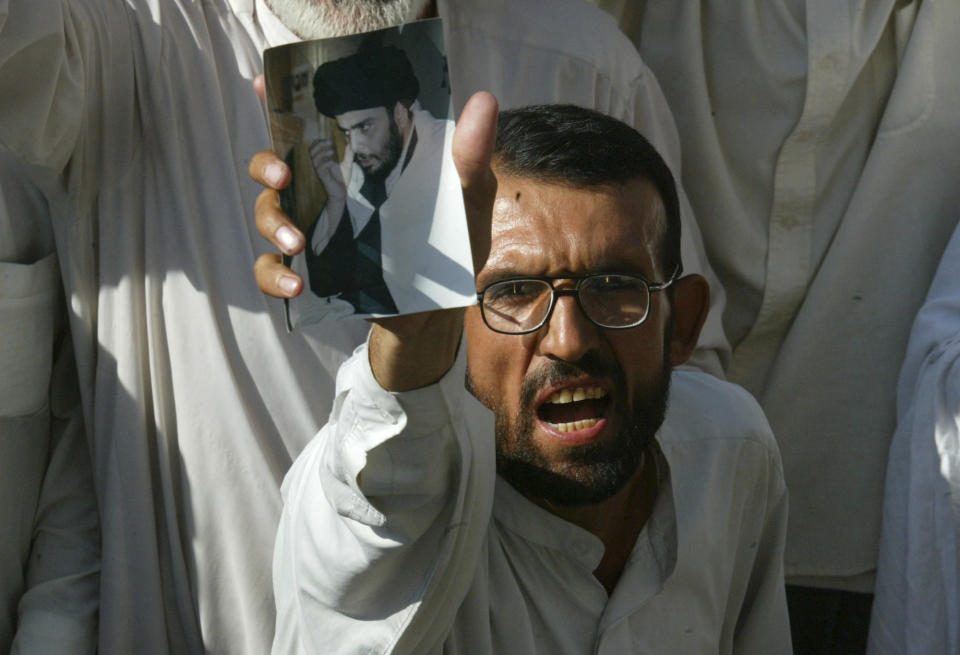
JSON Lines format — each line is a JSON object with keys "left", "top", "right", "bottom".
{"left": 346, "top": 119, "right": 372, "bottom": 131}
{"left": 477, "top": 264, "right": 531, "bottom": 286}
{"left": 479, "top": 261, "right": 657, "bottom": 285}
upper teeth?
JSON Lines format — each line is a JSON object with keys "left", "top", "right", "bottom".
{"left": 546, "top": 387, "right": 607, "bottom": 404}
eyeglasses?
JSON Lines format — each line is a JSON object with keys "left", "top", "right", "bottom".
{"left": 476, "top": 265, "right": 682, "bottom": 335}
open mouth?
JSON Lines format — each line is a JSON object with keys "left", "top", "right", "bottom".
{"left": 536, "top": 385, "right": 610, "bottom": 434}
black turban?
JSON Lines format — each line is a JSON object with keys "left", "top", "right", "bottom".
{"left": 313, "top": 46, "right": 420, "bottom": 118}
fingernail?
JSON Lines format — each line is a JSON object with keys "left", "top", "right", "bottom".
{"left": 276, "top": 225, "right": 301, "bottom": 253}
{"left": 278, "top": 276, "right": 301, "bottom": 296}
{"left": 265, "top": 162, "right": 286, "bottom": 187}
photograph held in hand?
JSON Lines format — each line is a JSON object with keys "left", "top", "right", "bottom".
{"left": 263, "top": 19, "right": 475, "bottom": 328}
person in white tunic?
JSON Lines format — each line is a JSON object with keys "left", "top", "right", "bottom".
{"left": 587, "top": 1, "right": 960, "bottom": 650}
{"left": 0, "top": 0, "right": 729, "bottom": 651}
{"left": 273, "top": 101, "right": 792, "bottom": 654}
{"left": 868, "top": 221, "right": 960, "bottom": 655}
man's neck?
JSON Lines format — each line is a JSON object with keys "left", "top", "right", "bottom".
{"left": 531, "top": 451, "right": 659, "bottom": 595}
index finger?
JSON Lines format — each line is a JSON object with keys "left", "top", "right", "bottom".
{"left": 249, "top": 148, "right": 292, "bottom": 190}
{"left": 250, "top": 149, "right": 303, "bottom": 256}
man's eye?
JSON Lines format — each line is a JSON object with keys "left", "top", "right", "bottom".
{"left": 487, "top": 280, "right": 545, "bottom": 303}
{"left": 593, "top": 275, "right": 640, "bottom": 292}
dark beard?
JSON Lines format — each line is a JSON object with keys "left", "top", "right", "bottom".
{"left": 357, "top": 117, "right": 404, "bottom": 180}
{"left": 469, "top": 348, "right": 671, "bottom": 508}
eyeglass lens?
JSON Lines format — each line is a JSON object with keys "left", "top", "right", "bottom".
{"left": 579, "top": 275, "right": 650, "bottom": 326}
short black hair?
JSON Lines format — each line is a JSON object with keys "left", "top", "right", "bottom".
{"left": 494, "top": 104, "right": 680, "bottom": 278}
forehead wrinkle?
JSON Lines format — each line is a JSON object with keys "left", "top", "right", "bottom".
{"left": 487, "top": 175, "right": 662, "bottom": 280}
{"left": 486, "top": 186, "right": 560, "bottom": 278}
{"left": 483, "top": 224, "right": 542, "bottom": 280}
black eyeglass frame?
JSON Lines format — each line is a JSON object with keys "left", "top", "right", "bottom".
{"left": 476, "top": 264, "right": 683, "bottom": 335}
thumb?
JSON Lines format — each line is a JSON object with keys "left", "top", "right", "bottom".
{"left": 452, "top": 92, "right": 498, "bottom": 275}
{"left": 253, "top": 73, "right": 266, "bottom": 101}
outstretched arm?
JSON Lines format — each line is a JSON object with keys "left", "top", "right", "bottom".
{"left": 271, "top": 93, "right": 499, "bottom": 655}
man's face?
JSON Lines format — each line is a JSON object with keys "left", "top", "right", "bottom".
{"left": 336, "top": 106, "right": 403, "bottom": 178}
{"left": 465, "top": 174, "right": 673, "bottom": 507}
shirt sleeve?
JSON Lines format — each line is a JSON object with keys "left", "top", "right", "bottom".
{"left": 272, "top": 338, "right": 496, "bottom": 655}
{"left": 868, "top": 222, "right": 960, "bottom": 654}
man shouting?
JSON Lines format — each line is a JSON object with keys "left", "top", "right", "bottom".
{"left": 271, "top": 99, "right": 791, "bottom": 654}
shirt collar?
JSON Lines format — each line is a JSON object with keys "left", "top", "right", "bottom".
{"left": 494, "top": 475, "right": 606, "bottom": 571}
{"left": 493, "top": 444, "right": 678, "bottom": 618}
{"left": 602, "top": 446, "right": 678, "bottom": 630}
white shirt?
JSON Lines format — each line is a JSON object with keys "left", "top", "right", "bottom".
{"left": 273, "top": 344, "right": 791, "bottom": 654}
{"left": 0, "top": 0, "right": 728, "bottom": 650}
{"left": 868, "top": 222, "right": 960, "bottom": 655}
{"left": 592, "top": 0, "right": 960, "bottom": 590}
{"left": 0, "top": 155, "right": 99, "bottom": 654}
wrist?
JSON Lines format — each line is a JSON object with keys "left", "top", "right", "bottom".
{"left": 369, "top": 308, "right": 465, "bottom": 391}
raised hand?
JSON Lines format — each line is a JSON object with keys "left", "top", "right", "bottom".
{"left": 249, "top": 74, "right": 499, "bottom": 389}
{"left": 308, "top": 138, "right": 351, "bottom": 206}
{"left": 368, "top": 91, "right": 499, "bottom": 391}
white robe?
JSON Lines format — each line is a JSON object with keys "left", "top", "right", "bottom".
{"left": 868, "top": 222, "right": 960, "bottom": 654}
{"left": 592, "top": 0, "right": 960, "bottom": 590}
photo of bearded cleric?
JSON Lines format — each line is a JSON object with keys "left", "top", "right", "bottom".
{"left": 263, "top": 20, "right": 475, "bottom": 327}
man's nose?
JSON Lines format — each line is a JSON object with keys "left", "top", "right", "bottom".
{"left": 536, "top": 295, "right": 601, "bottom": 362}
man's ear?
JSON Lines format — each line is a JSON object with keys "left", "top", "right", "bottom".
{"left": 393, "top": 101, "right": 413, "bottom": 133}
{"left": 669, "top": 274, "right": 710, "bottom": 366}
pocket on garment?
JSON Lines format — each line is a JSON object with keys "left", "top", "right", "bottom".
{"left": 0, "top": 253, "right": 60, "bottom": 417}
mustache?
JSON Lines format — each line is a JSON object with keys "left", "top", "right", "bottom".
{"left": 519, "top": 350, "right": 625, "bottom": 411}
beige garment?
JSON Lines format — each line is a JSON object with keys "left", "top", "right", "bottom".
{"left": 592, "top": 0, "right": 960, "bottom": 589}
{"left": 0, "top": 0, "right": 727, "bottom": 651}
{"left": 0, "top": 156, "right": 98, "bottom": 653}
